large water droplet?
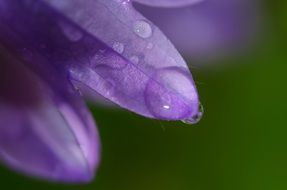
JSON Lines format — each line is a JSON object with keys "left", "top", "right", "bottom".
{"left": 133, "top": 20, "right": 152, "bottom": 39}
{"left": 112, "top": 42, "right": 125, "bottom": 54}
{"left": 101, "top": 78, "right": 115, "bottom": 96}
{"left": 144, "top": 67, "right": 199, "bottom": 120}
{"left": 59, "top": 22, "right": 83, "bottom": 42}
{"left": 181, "top": 103, "right": 204, "bottom": 125}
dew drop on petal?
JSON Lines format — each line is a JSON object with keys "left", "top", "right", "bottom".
{"left": 133, "top": 20, "right": 152, "bottom": 39}
{"left": 181, "top": 103, "right": 204, "bottom": 125}
{"left": 163, "top": 105, "right": 170, "bottom": 109}
{"left": 144, "top": 67, "right": 199, "bottom": 120}
{"left": 147, "top": 43, "right": 153, "bottom": 49}
{"left": 119, "top": 0, "right": 131, "bottom": 5}
{"left": 112, "top": 42, "right": 125, "bottom": 54}
{"left": 129, "top": 55, "right": 139, "bottom": 64}
{"left": 101, "top": 79, "right": 116, "bottom": 96}
{"left": 59, "top": 22, "right": 83, "bottom": 42}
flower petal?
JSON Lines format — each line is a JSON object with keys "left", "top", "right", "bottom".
{"left": 44, "top": 0, "right": 201, "bottom": 121}
{"left": 132, "top": 0, "right": 203, "bottom": 8}
{"left": 135, "top": 0, "right": 260, "bottom": 60}
{"left": 0, "top": 46, "right": 100, "bottom": 183}
{"left": 0, "top": 0, "right": 201, "bottom": 121}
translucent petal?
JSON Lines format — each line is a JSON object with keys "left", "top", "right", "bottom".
{"left": 0, "top": 46, "right": 100, "bottom": 183}
{"left": 135, "top": 0, "right": 260, "bottom": 60}
{"left": 45, "top": 0, "right": 201, "bottom": 120}
{"left": 0, "top": 0, "right": 201, "bottom": 121}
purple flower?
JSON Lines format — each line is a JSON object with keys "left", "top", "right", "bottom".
{"left": 0, "top": 0, "right": 257, "bottom": 183}
{"left": 0, "top": 0, "right": 202, "bottom": 183}
{"left": 135, "top": 0, "right": 260, "bottom": 61}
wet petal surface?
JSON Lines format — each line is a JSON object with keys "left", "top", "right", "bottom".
{"left": 0, "top": 0, "right": 201, "bottom": 121}
{"left": 44, "top": 0, "right": 201, "bottom": 120}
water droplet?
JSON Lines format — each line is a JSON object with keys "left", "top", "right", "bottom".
{"left": 59, "top": 22, "right": 83, "bottom": 42}
{"left": 163, "top": 105, "right": 170, "bottom": 109}
{"left": 101, "top": 79, "right": 115, "bottom": 96}
{"left": 129, "top": 55, "right": 139, "bottom": 64}
{"left": 92, "top": 52, "right": 127, "bottom": 70}
{"left": 147, "top": 43, "right": 153, "bottom": 49}
{"left": 69, "top": 66, "right": 116, "bottom": 98}
{"left": 133, "top": 20, "right": 152, "bottom": 39}
{"left": 112, "top": 42, "right": 125, "bottom": 54}
{"left": 145, "top": 67, "right": 199, "bottom": 120}
{"left": 119, "top": 0, "right": 131, "bottom": 5}
{"left": 182, "top": 103, "right": 204, "bottom": 125}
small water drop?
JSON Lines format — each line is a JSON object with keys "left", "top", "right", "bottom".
{"left": 59, "top": 22, "right": 83, "bottom": 42}
{"left": 102, "top": 79, "right": 116, "bottom": 96}
{"left": 133, "top": 20, "right": 152, "bottom": 39}
{"left": 119, "top": 0, "right": 131, "bottom": 5}
{"left": 112, "top": 42, "right": 125, "bottom": 54}
{"left": 182, "top": 103, "right": 204, "bottom": 125}
{"left": 129, "top": 55, "right": 139, "bottom": 64}
{"left": 163, "top": 105, "right": 170, "bottom": 110}
{"left": 147, "top": 43, "right": 153, "bottom": 49}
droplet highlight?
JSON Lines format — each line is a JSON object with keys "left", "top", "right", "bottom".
{"left": 133, "top": 20, "right": 152, "bottom": 39}
{"left": 112, "top": 42, "right": 125, "bottom": 54}
{"left": 181, "top": 103, "right": 204, "bottom": 125}
{"left": 59, "top": 22, "right": 83, "bottom": 42}
{"left": 129, "top": 56, "right": 139, "bottom": 64}
{"left": 144, "top": 67, "right": 199, "bottom": 120}
{"left": 147, "top": 43, "right": 153, "bottom": 49}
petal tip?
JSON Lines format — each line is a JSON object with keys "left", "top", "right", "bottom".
{"left": 144, "top": 67, "right": 201, "bottom": 121}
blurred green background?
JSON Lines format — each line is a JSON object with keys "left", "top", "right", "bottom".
{"left": 1, "top": 1, "right": 287, "bottom": 189}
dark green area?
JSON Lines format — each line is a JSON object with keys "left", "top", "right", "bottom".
{"left": 1, "top": 1, "right": 287, "bottom": 189}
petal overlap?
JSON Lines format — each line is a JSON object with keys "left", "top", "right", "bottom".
{"left": 45, "top": 0, "right": 201, "bottom": 120}
{"left": 0, "top": 45, "right": 100, "bottom": 183}
{"left": 0, "top": 0, "right": 201, "bottom": 121}
{"left": 0, "top": 0, "right": 207, "bottom": 183}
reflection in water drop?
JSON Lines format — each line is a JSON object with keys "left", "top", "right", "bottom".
{"left": 59, "top": 22, "right": 83, "bottom": 42}
{"left": 182, "top": 103, "right": 204, "bottom": 125}
{"left": 129, "top": 55, "right": 139, "bottom": 64}
{"left": 144, "top": 67, "right": 199, "bottom": 120}
{"left": 163, "top": 105, "right": 170, "bottom": 109}
{"left": 133, "top": 20, "right": 152, "bottom": 39}
{"left": 112, "top": 42, "right": 125, "bottom": 54}
{"left": 147, "top": 43, "right": 153, "bottom": 49}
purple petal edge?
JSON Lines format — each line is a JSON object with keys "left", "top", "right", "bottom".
{"left": 44, "top": 0, "right": 201, "bottom": 121}
{"left": 135, "top": 0, "right": 261, "bottom": 61}
{"left": 0, "top": 45, "right": 100, "bottom": 183}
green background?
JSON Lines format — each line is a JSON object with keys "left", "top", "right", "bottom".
{"left": 1, "top": 1, "right": 287, "bottom": 189}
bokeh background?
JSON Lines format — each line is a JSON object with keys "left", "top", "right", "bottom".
{"left": 1, "top": 0, "right": 287, "bottom": 189}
